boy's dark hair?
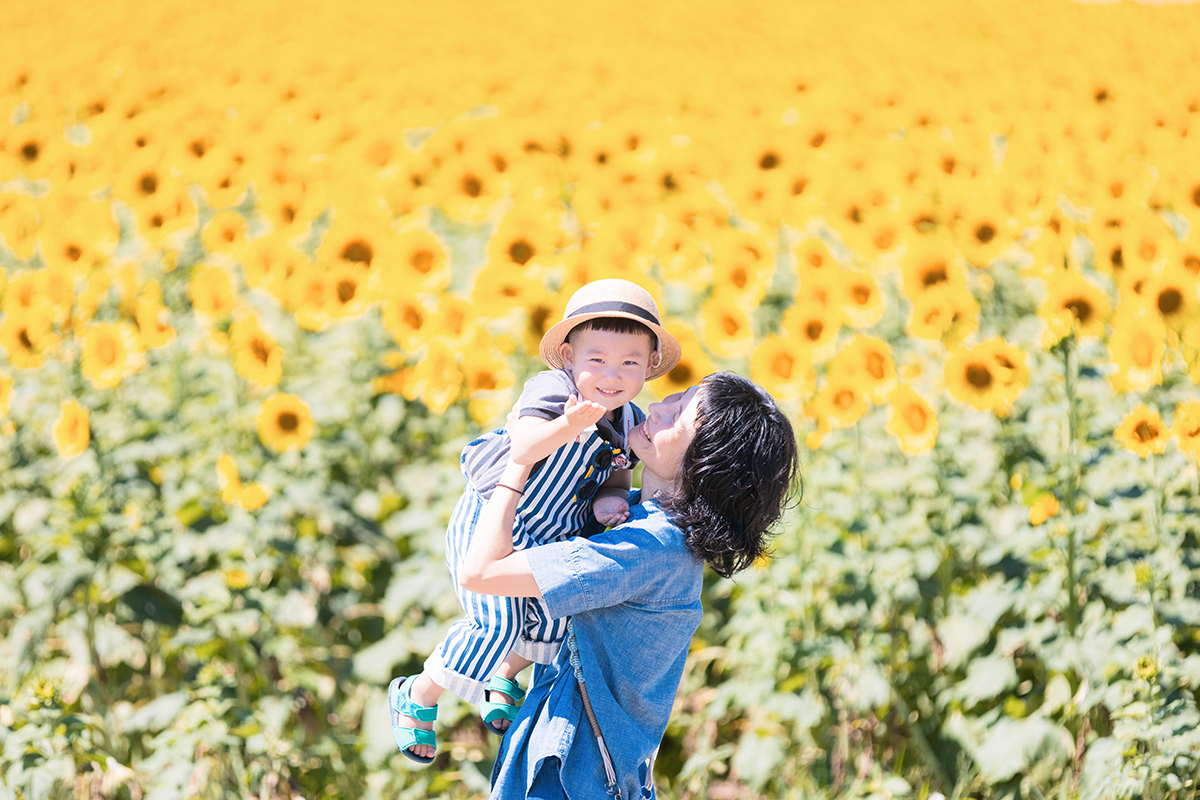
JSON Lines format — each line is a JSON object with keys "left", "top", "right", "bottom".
{"left": 566, "top": 317, "right": 656, "bottom": 351}
{"left": 660, "top": 372, "right": 801, "bottom": 578}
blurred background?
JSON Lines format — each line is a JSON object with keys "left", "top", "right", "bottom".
{"left": 2, "top": 0, "right": 1200, "bottom": 797}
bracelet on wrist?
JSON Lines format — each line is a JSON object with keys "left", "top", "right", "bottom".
{"left": 495, "top": 482, "right": 524, "bottom": 496}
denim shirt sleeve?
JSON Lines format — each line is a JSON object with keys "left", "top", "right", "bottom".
{"left": 524, "top": 523, "right": 663, "bottom": 620}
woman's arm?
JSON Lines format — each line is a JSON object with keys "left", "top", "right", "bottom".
{"left": 458, "top": 460, "right": 544, "bottom": 598}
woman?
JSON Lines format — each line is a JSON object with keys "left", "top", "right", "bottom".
{"left": 458, "top": 372, "right": 800, "bottom": 799}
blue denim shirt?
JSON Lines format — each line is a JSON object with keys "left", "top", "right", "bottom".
{"left": 489, "top": 498, "right": 704, "bottom": 799}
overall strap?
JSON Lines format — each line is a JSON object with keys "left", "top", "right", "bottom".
{"left": 566, "top": 619, "right": 622, "bottom": 799}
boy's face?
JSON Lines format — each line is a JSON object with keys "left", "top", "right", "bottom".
{"left": 559, "top": 327, "right": 655, "bottom": 414}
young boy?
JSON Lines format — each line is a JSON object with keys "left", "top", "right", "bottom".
{"left": 388, "top": 278, "right": 681, "bottom": 763}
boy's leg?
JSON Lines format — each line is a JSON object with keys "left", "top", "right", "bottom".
{"left": 484, "top": 651, "right": 534, "bottom": 733}
{"left": 512, "top": 596, "right": 569, "bottom": 665}
{"left": 392, "top": 672, "right": 445, "bottom": 761}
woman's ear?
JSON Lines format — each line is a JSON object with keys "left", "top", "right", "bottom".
{"left": 558, "top": 341, "right": 575, "bottom": 370}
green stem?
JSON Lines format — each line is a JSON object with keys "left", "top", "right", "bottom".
{"left": 1062, "top": 340, "right": 1079, "bottom": 637}
{"left": 890, "top": 686, "right": 953, "bottom": 791}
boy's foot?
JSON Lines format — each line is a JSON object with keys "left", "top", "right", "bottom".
{"left": 481, "top": 675, "right": 526, "bottom": 735}
{"left": 389, "top": 677, "right": 438, "bottom": 763}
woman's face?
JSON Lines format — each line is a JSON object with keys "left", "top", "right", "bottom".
{"left": 630, "top": 385, "right": 702, "bottom": 480}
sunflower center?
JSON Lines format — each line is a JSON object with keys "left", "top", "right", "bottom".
{"left": 97, "top": 337, "right": 118, "bottom": 365}
{"left": 758, "top": 152, "right": 780, "bottom": 170}
{"left": 833, "top": 389, "right": 855, "bottom": 410}
{"left": 66, "top": 245, "right": 83, "bottom": 261}
{"left": 669, "top": 363, "right": 694, "bottom": 384}
{"left": 906, "top": 403, "right": 928, "bottom": 432}
{"left": 921, "top": 263, "right": 948, "bottom": 288}
{"left": 278, "top": 412, "right": 299, "bottom": 432}
{"left": 874, "top": 229, "right": 895, "bottom": 250}
{"left": 508, "top": 240, "right": 534, "bottom": 266}
{"left": 966, "top": 363, "right": 993, "bottom": 390}
{"left": 461, "top": 174, "right": 483, "bottom": 197}
{"left": 336, "top": 279, "right": 356, "bottom": 304}
{"left": 771, "top": 352, "right": 794, "bottom": 379}
{"left": 721, "top": 315, "right": 740, "bottom": 337}
{"left": 1064, "top": 298, "right": 1093, "bottom": 325}
{"left": 1133, "top": 421, "right": 1160, "bottom": 443}
{"left": 1132, "top": 335, "right": 1155, "bottom": 368}
{"left": 251, "top": 338, "right": 272, "bottom": 365}
{"left": 852, "top": 286, "right": 871, "bottom": 305}
{"left": 139, "top": 173, "right": 158, "bottom": 195}
{"left": 1157, "top": 288, "right": 1182, "bottom": 316}
{"left": 975, "top": 223, "right": 996, "bottom": 244}
{"left": 804, "top": 320, "right": 824, "bottom": 341}
{"left": 732, "top": 267, "right": 747, "bottom": 289}
{"left": 402, "top": 306, "right": 423, "bottom": 329}
{"left": 866, "top": 352, "right": 886, "bottom": 380}
{"left": 411, "top": 249, "right": 435, "bottom": 274}
{"left": 340, "top": 239, "right": 373, "bottom": 265}
{"left": 21, "top": 141, "right": 39, "bottom": 161}
{"left": 528, "top": 305, "right": 553, "bottom": 337}
{"left": 474, "top": 371, "right": 497, "bottom": 391}
{"left": 18, "top": 329, "right": 33, "bottom": 350}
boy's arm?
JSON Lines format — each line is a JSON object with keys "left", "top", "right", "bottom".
{"left": 509, "top": 396, "right": 606, "bottom": 465}
{"left": 459, "top": 461, "right": 542, "bottom": 597}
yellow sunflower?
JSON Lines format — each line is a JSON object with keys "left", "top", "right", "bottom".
{"left": 701, "top": 294, "right": 755, "bottom": 359}
{"left": 901, "top": 238, "right": 962, "bottom": 300}
{"left": 1039, "top": 270, "right": 1111, "bottom": 345}
{"left": 1143, "top": 266, "right": 1197, "bottom": 332}
{"left": 1108, "top": 306, "right": 1165, "bottom": 393}
{"left": 390, "top": 229, "right": 449, "bottom": 294}
{"left": 285, "top": 266, "right": 335, "bottom": 332}
{"left": 828, "top": 335, "right": 896, "bottom": 404}
{"left": 1114, "top": 404, "right": 1169, "bottom": 459}
{"left": 945, "top": 341, "right": 1004, "bottom": 412}
{"left": 461, "top": 328, "right": 517, "bottom": 426}
{"left": 838, "top": 268, "right": 886, "bottom": 329}
{"left": 243, "top": 232, "right": 306, "bottom": 293}
{"left": 886, "top": 385, "right": 938, "bottom": 455}
{"left": 53, "top": 399, "right": 90, "bottom": 460}
{"left": 709, "top": 230, "right": 772, "bottom": 309}
{"left": 750, "top": 334, "right": 814, "bottom": 405}
{"left": 1029, "top": 495, "right": 1060, "bottom": 526}
{"left": 907, "top": 281, "right": 979, "bottom": 347}
{"left": 82, "top": 322, "right": 142, "bottom": 389}
{"left": 1172, "top": 401, "right": 1200, "bottom": 457}
{"left": 230, "top": 316, "right": 283, "bottom": 388}
{"left": 188, "top": 263, "right": 237, "bottom": 319}
{"left": 216, "top": 453, "right": 242, "bottom": 504}
{"left": 201, "top": 210, "right": 249, "bottom": 255}
{"left": 652, "top": 325, "right": 717, "bottom": 398}
{"left": 135, "top": 281, "right": 176, "bottom": 350}
{"left": 781, "top": 301, "right": 841, "bottom": 363}
{"left": 0, "top": 310, "right": 59, "bottom": 369}
{"left": 401, "top": 339, "right": 464, "bottom": 414}
{"left": 809, "top": 373, "right": 868, "bottom": 429}
{"left": 257, "top": 393, "right": 315, "bottom": 453}
{"left": 381, "top": 291, "right": 430, "bottom": 352}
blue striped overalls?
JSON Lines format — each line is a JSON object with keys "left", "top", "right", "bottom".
{"left": 424, "top": 407, "right": 640, "bottom": 704}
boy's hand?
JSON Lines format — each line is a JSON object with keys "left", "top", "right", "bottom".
{"left": 564, "top": 394, "right": 606, "bottom": 432}
{"left": 592, "top": 494, "right": 630, "bottom": 527}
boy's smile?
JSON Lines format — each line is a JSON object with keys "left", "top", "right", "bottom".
{"left": 559, "top": 328, "right": 655, "bottom": 414}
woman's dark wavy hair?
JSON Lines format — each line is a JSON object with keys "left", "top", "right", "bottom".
{"left": 659, "top": 372, "right": 801, "bottom": 578}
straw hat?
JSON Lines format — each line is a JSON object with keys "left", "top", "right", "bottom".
{"left": 539, "top": 279, "right": 681, "bottom": 380}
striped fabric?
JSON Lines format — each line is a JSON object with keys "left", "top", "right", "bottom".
{"left": 424, "top": 403, "right": 644, "bottom": 704}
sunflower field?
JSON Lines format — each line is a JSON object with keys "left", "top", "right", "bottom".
{"left": 4, "top": 0, "right": 1200, "bottom": 798}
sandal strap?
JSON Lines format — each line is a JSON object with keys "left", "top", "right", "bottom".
{"left": 393, "top": 725, "right": 436, "bottom": 751}
{"left": 481, "top": 702, "right": 519, "bottom": 725}
{"left": 485, "top": 675, "right": 526, "bottom": 703}
{"left": 392, "top": 678, "right": 438, "bottom": 722}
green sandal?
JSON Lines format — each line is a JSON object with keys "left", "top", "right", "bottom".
{"left": 389, "top": 676, "right": 438, "bottom": 764}
{"left": 480, "top": 675, "right": 526, "bottom": 735}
